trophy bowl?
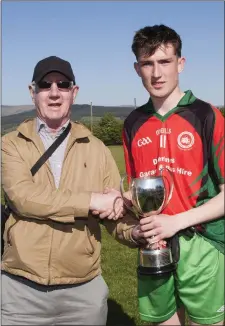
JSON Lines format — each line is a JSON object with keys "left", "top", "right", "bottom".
{"left": 120, "top": 169, "right": 177, "bottom": 275}
{"left": 131, "top": 176, "right": 165, "bottom": 216}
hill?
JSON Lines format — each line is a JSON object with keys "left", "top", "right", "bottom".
{"left": 1, "top": 104, "right": 135, "bottom": 134}
{"left": 2, "top": 103, "right": 224, "bottom": 135}
{"left": 2, "top": 105, "right": 35, "bottom": 117}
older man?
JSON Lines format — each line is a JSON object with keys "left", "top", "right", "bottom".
{"left": 1, "top": 56, "right": 138, "bottom": 325}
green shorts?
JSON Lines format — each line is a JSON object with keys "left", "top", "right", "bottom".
{"left": 138, "top": 234, "right": 224, "bottom": 324}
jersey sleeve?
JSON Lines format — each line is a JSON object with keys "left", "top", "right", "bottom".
{"left": 122, "top": 128, "right": 135, "bottom": 179}
{"left": 211, "top": 108, "right": 225, "bottom": 184}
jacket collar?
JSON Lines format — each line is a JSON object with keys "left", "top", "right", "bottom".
{"left": 17, "top": 118, "right": 92, "bottom": 142}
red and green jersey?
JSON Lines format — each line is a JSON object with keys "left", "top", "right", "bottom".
{"left": 122, "top": 90, "right": 224, "bottom": 253}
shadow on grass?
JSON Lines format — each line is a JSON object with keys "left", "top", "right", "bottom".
{"left": 107, "top": 298, "right": 136, "bottom": 326}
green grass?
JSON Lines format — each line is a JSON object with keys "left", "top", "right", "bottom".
{"left": 101, "top": 225, "right": 140, "bottom": 325}
{"left": 102, "top": 145, "right": 146, "bottom": 325}
{"left": 108, "top": 145, "right": 126, "bottom": 175}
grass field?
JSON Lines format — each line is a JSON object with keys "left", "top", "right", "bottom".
{"left": 102, "top": 146, "right": 146, "bottom": 325}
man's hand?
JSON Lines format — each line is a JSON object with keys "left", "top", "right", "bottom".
{"left": 131, "top": 224, "right": 167, "bottom": 249}
{"left": 139, "top": 213, "right": 184, "bottom": 244}
{"left": 90, "top": 188, "right": 125, "bottom": 220}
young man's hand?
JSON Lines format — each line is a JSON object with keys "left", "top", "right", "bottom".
{"left": 138, "top": 214, "right": 184, "bottom": 244}
{"left": 131, "top": 224, "right": 167, "bottom": 249}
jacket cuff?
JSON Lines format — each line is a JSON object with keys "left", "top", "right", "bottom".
{"left": 129, "top": 226, "right": 148, "bottom": 247}
{"left": 123, "top": 225, "right": 143, "bottom": 248}
{"left": 73, "top": 192, "right": 92, "bottom": 218}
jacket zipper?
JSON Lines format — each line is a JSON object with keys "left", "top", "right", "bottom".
{"left": 30, "top": 140, "right": 56, "bottom": 284}
{"left": 46, "top": 140, "right": 77, "bottom": 283}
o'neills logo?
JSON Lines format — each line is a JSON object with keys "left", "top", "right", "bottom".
{"left": 177, "top": 131, "right": 195, "bottom": 150}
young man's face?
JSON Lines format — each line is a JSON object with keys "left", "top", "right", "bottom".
{"left": 134, "top": 43, "right": 185, "bottom": 99}
{"left": 29, "top": 72, "right": 79, "bottom": 127}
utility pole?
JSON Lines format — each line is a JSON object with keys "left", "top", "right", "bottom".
{"left": 134, "top": 97, "right": 137, "bottom": 110}
{"left": 90, "top": 101, "right": 93, "bottom": 132}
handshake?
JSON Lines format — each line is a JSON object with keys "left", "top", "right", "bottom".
{"left": 89, "top": 188, "right": 167, "bottom": 249}
{"left": 89, "top": 188, "right": 132, "bottom": 220}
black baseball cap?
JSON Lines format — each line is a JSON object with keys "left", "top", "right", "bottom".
{"left": 32, "top": 56, "right": 76, "bottom": 84}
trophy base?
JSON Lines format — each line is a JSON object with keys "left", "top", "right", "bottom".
{"left": 137, "top": 262, "right": 177, "bottom": 275}
{"left": 138, "top": 248, "right": 177, "bottom": 275}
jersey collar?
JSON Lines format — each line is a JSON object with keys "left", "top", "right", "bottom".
{"left": 144, "top": 90, "right": 196, "bottom": 115}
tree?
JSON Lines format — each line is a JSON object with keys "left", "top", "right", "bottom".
{"left": 91, "top": 113, "right": 123, "bottom": 146}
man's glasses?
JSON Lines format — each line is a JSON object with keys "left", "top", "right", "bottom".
{"left": 34, "top": 81, "right": 74, "bottom": 90}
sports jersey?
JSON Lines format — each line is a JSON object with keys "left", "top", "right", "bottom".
{"left": 122, "top": 90, "right": 225, "bottom": 253}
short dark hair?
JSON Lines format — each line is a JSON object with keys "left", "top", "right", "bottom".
{"left": 132, "top": 24, "right": 182, "bottom": 59}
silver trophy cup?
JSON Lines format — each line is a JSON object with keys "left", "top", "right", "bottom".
{"left": 120, "top": 168, "right": 176, "bottom": 275}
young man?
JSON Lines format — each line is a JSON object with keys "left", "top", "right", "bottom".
{"left": 122, "top": 25, "right": 224, "bottom": 325}
{"left": 1, "top": 56, "right": 138, "bottom": 325}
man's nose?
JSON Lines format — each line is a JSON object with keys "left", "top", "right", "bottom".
{"left": 152, "top": 64, "right": 162, "bottom": 78}
{"left": 49, "top": 83, "right": 60, "bottom": 98}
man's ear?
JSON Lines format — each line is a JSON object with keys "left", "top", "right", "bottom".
{"left": 28, "top": 84, "right": 35, "bottom": 103}
{"left": 134, "top": 62, "right": 141, "bottom": 77}
{"left": 72, "top": 85, "right": 79, "bottom": 103}
{"left": 178, "top": 56, "right": 186, "bottom": 74}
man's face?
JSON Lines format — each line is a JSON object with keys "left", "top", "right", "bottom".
{"left": 134, "top": 43, "right": 185, "bottom": 99}
{"left": 29, "top": 72, "right": 79, "bottom": 126}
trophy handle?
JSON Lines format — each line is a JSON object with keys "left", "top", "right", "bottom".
{"left": 160, "top": 167, "right": 174, "bottom": 211}
{"left": 120, "top": 174, "right": 134, "bottom": 212}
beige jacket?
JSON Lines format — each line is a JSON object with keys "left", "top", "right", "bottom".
{"left": 2, "top": 119, "right": 138, "bottom": 285}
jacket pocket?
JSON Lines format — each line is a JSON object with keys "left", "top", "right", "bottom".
{"left": 85, "top": 224, "right": 94, "bottom": 255}
{"left": 7, "top": 219, "right": 20, "bottom": 247}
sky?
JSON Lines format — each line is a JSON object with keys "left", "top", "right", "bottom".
{"left": 2, "top": 1, "right": 224, "bottom": 107}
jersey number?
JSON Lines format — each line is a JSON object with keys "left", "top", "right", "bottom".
{"left": 160, "top": 135, "right": 167, "bottom": 148}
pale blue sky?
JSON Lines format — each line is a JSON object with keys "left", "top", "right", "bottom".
{"left": 2, "top": 1, "right": 224, "bottom": 107}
